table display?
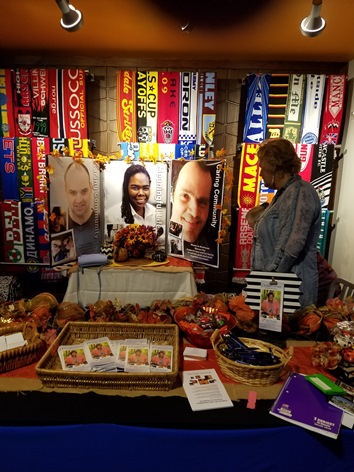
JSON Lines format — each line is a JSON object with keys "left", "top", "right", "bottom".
{"left": 63, "top": 257, "right": 198, "bottom": 307}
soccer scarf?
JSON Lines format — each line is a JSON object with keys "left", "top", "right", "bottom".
{"left": 237, "top": 143, "right": 261, "bottom": 208}
{"left": 196, "top": 72, "right": 217, "bottom": 146}
{"left": 136, "top": 71, "right": 148, "bottom": 142}
{"left": 36, "top": 200, "right": 50, "bottom": 264}
{"left": 319, "top": 75, "right": 346, "bottom": 145}
{"left": 31, "top": 68, "right": 49, "bottom": 137}
{"left": 1, "top": 200, "right": 25, "bottom": 264}
{"left": 283, "top": 74, "right": 306, "bottom": 143}
{"left": 157, "top": 71, "right": 180, "bottom": 144}
{"left": 49, "top": 137, "right": 69, "bottom": 154}
{"left": 266, "top": 74, "right": 289, "bottom": 139}
{"left": 243, "top": 74, "right": 271, "bottom": 143}
{"left": 158, "top": 143, "right": 175, "bottom": 160}
{"left": 178, "top": 71, "right": 198, "bottom": 145}
{"left": 116, "top": 70, "right": 137, "bottom": 142}
{"left": 21, "top": 201, "right": 40, "bottom": 264}
{"left": 0, "top": 137, "right": 19, "bottom": 200}
{"left": 31, "top": 136, "right": 50, "bottom": 264}
{"left": 68, "top": 138, "right": 89, "bottom": 157}
{"left": 49, "top": 69, "right": 87, "bottom": 139}
{"left": 0, "top": 69, "right": 15, "bottom": 137}
{"left": 146, "top": 71, "right": 158, "bottom": 143}
{"left": 317, "top": 209, "right": 330, "bottom": 256}
{"left": 31, "top": 137, "right": 50, "bottom": 203}
{"left": 118, "top": 142, "right": 140, "bottom": 161}
{"left": 295, "top": 143, "right": 314, "bottom": 183}
{"left": 139, "top": 142, "right": 159, "bottom": 161}
{"left": 233, "top": 207, "right": 253, "bottom": 283}
{"left": 16, "top": 137, "right": 34, "bottom": 202}
{"left": 300, "top": 74, "right": 326, "bottom": 144}
{"left": 12, "top": 68, "right": 33, "bottom": 138}
{"left": 310, "top": 144, "right": 335, "bottom": 209}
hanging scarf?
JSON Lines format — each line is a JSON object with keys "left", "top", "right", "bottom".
{"left": 243, "top": 74, "right": 271, "bottom": 143}
{"left": 319, "top": 75, "right": 346, "bottom": 145}
{"left": 283, "top": 74, "right": 306, "bottom": 143}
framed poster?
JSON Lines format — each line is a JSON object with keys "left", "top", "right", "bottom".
{"left": 48, "top": 155, "right": 102, "bottom": 260}
{"left": 167, "top": 159, "right": 225, "bottom": 268}
{"left": 103, "top": 160, "right": 168, "bottom": 250}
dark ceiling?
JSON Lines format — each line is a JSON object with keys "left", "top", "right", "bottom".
{"left": 0, "top": 0, "right": 353, "bottom": 69}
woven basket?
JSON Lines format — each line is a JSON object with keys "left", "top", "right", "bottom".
{"left": 36, "top": 321, "right": 179, "bottom": 391}
{"left": 0, "top": 322, "right": 44, "bottom": 373}
{"left": 211, "top": 330, "right": 291, "bottom": 387}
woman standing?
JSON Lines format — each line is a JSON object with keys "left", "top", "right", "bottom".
{"left": 251, "top": 138, "right": 321, "bottom": 307}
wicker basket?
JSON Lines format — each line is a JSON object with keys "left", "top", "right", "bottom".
{"left": 36, "top": 321, "right": 179, "bottom": 391}
{"left": 211, "top": 330, "right": 291, "bottom": 387}
{"left": 0, "top": 322, "right": 44, "bottom": 373}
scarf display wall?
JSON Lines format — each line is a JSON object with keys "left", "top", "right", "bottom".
{"left": 0, "top": 68, "right": 88, "bottom": 272}
{"left": 234, "top": 73, "right": 346, "bottom": 284}
{"left": 116, "top": 71, "right": 217, "bottom": 160}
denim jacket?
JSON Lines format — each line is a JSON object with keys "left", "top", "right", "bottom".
{"left": 251, "top": 175, "right": 321, "bottom": 307}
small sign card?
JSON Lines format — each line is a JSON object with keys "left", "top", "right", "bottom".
{"left": 182, "top": 368, "right": 234, "bottom": 412}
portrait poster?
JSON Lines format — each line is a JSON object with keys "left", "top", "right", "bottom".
{"left": 259, "top": 281, "right": 284, "bottom": 332}
{"left": 47, "top": 155, "right": 102, "bottom": 260}
{"left": 167, "top": 159, "right": 225, "bottom": 268}
{"left": 103, "top": 160, "right": 168, "bottom": 250}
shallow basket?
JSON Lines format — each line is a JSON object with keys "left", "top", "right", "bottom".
{"left": 36, "top": 321, "right": 179, "bottom": 391}
{"left": 211, "top": 331, "right": 291, "bottom": 387}
{"left": 0, "top": 322, "right": 44, "bottom": 373}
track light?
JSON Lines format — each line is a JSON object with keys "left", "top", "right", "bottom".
{"left": 55, "top": 0, "right": 83, "bottom": 32}
{"left": 300, "top": 0, "right": 326, "bottom": 37}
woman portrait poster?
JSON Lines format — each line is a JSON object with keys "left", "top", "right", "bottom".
{"left": 103, "top": 161, "right": 168, "bottom": 250}
{"left": 168, "top": 159, "right": 225, "bottom": 268}
{"left": 48, "top": 155, "right": 102, "bottom": 258}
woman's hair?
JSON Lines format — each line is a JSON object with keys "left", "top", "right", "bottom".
{"left": 258, "top": 138, "right": 301, "bottom": 175}
{"left": 121, "top": 164, "right": 151, "bottom": 224}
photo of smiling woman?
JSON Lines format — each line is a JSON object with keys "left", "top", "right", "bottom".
{"left": 103, "top": 161, "right": 168, "bottom": 248}
{"left": 168, "top": 159, "right": 225, "bottom": 268}
{"left": 121, "top": 165, "right": 156, "bottom": 225}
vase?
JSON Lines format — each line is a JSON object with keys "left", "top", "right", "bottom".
{"left": 129, "top": 249, "right": 146, "bottom": 259}
{"left": 114, "top": 247, "right": 129, "bottom": 262}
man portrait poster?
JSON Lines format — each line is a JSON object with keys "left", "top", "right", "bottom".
{"left": 168, "top": 159, "right": 225, "bottom": 268}
{"left": 103, "top": 160, "right": 168, "bottom": 250}
{"left": 48, "top": 155, "right": 102, "bottom": 258}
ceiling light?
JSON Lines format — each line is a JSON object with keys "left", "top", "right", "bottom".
{"left": 300, "top": 0, "right": 326, "bottom": 37}
{"left": 55, "top": 0, "right": 83, "bottom": 32}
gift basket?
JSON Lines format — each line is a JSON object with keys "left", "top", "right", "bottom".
{"left": 211, "top": 330, "right": 291, "bottom": 386}
{"left": 0, "top": 322, "right": 45, "bottom": 373}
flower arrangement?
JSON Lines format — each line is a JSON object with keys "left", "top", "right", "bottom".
{"left": 113, "top": 224, "right": 157, "bottom": 258}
